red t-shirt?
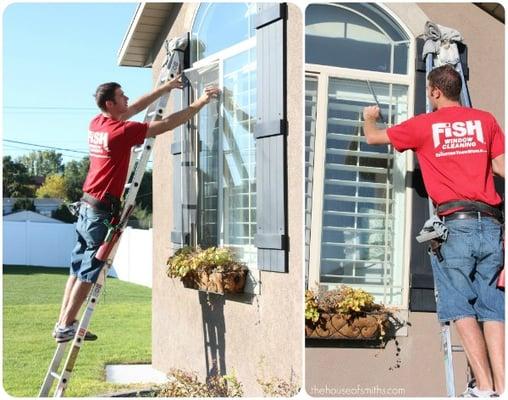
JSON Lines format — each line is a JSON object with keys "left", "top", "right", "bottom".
{"left": 387, "top": 106, "right": 504, "bottom": 207}
{"left": 82, "top": 114, "right": 148, "bottom": 201}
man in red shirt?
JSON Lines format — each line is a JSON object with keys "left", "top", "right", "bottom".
{"left": 54, "top": 76, "right": 219, "bottom": 343}
{"left": 363, "top": 65, "right": 504, "bottom": 397}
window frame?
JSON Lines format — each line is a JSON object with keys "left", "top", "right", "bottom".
{"left": 305, "top": 3, "right": 416, "bottom": 309}
{"left": 185, "top": 29, "right": 257, "bottom": 269}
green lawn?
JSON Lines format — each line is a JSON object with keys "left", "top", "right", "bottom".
{"left": 3, "top": 265, "right": 152, "bottom": 397}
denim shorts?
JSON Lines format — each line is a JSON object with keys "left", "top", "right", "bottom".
{"left": 70, "top": 203, "right": 112, "bottom": 283}
{"left": 431, "top": 215, "right": 505, "bottom": 323}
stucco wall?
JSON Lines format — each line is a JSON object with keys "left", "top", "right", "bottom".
{"left": 305, "top": 3, "right": 501, "bottom": 396}
{"left": 306, "top": 312, "right": 468, "bottom": 397}
{"left": 151, "top": 3, "right": 303, "bottom": 395}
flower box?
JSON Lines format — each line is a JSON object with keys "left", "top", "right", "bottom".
{"left": 305, "top": 286, "right": 391, "bottom": 341}
{"left": 305, "top": 311, "right": 389, "bottom": 340}
{"left": 181, "top": 269, "right": 247, "bottom": 294}
{"left": 167, "top": 246, "right": 248, "bottom": 295}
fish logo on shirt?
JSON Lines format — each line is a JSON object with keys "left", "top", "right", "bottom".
{"left": 88, "top": 131, "right": 110, "bottom": 157}
{"left": 432, "top": 120, "right": 484, "bottom": 148}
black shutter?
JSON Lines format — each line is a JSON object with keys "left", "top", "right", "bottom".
{"left": 409, "top": 38, "right": 435, "bottom": 312}
{"left": 254, "top": 3, "right": 288, "bottom": 272}
{"left": 171, "top": 34, "right": 191, "bottom": 249}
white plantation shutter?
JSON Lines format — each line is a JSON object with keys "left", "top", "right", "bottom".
{"left": 315, "top": 78, "right": 408, "bottom": 305}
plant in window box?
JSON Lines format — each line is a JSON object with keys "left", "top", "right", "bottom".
{"left": 166, "top": 246, "right": 248, "bottom": 294}
{"left": 305, "top": 286, "right": 392, "bottom": 341}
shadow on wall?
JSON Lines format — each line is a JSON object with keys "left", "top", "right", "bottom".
{"left": 199, "top": 291, "right": 227, "bottom": 379}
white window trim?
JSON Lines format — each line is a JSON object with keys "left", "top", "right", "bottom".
{"left": 185, "top": 33, "right": 258, "bottom": 266}
{"left": 305, "top": 5, "right": 416, "bottom": 310}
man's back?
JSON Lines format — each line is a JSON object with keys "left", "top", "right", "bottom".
{"left": 387, "top": 106, "right": 504, "bottom": 206}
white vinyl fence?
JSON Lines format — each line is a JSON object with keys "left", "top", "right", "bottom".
{"left": 3, "top": 220, "right": 153, "bottom": 288}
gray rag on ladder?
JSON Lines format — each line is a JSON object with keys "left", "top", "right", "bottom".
{"left": 161, "top": 34, "right": 188, "bottom": 81}
{"left": 422, "top": 21, "right": 464, "bottom": 66}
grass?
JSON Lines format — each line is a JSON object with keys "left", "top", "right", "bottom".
{"left": 3, "top": 265, "right": 152, "bottom": 397}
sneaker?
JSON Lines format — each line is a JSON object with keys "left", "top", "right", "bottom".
{"left": 52, "top": 321, "right": 98, "bottom": 342}
{"left": 460, "top": 386, "right": 498, "bottom": 397}
{"left": 53, "top": 321, "right": 77, "bottom": 343}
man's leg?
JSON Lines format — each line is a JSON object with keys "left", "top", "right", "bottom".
{"left": 60, "top": 279, "right": 93, "bottom": 327}
{"left": 455, "top": 317, "right": 493, "bottom": 391}
{"left": 483, "top": 321, "right": 505, "bottom": 394}
{"left": 58, "top": 275, "right": 77, "bottom": 324}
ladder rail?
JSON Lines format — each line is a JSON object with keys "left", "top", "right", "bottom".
{"left": 38, "top": 343, "right": 68, "bottom": 397}
{"left": 53, "top": 270, "right": 107, "bottom": 396}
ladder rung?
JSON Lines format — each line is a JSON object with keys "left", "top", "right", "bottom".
{"left": 50, "top": 371, "right": 61, "bottom": 380}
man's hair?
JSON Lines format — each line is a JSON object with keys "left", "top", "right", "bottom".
{"left": 427, "top": 65, "right": 462, "bottom": 101}
{"left": 95, "top": 82, "right": 121, "bottom": 111}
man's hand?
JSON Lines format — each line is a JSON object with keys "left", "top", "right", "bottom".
{"left": 363, "top": 105, "right": 380, "bottom": 122}
{"left": 162, "top": 74, "right": 184, "bottom": 93}
{"left": 362, "top": 105, "right": 390, "bottom": 145}
{"left": 195, "top": 86, "right": 221, "bottom": 108}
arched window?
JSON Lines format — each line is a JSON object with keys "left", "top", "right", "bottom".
{"left": 306, "top": 3, "right": 409, "bottom": 74}
{"left": 191, "top": 3, "right": 256, "bottom": 63}
{"left": 185, "top": 3, "right": 257, "bottom": 266}
{"left": 305, "top": 3, "right": 413, "bottom": 306}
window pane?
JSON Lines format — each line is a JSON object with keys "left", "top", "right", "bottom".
{"left": 305, "top": 3, "right": 409, "bottom": 74}
{"left": 319, "top": 77, "right": 408, "bottom": 305}
{"left": 192, "top": 3, "right": 256, "bottom": 62}
{"left": 222, "top": 48, "right": 257, "bottom": 266}
{"left": 305, "top": 76, "right": 318, "bottom": 281}
{"left": 185, "top": 64, "right": 220, "bottom": 248}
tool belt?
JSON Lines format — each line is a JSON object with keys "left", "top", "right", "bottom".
{"left": 81, "top": 192, "right": 121, "bottom": 218}
{"left": 436, "top": 200, "right": 504, "bottom": 223}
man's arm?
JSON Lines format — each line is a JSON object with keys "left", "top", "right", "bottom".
{"left": 120, "top": 75, "right": 184, "bottom": 121}
{"left": 146, "top": 87, "right": 220, "bottom": 138}
{"left": 492, "top": 154, "right": 505, "bottom": 178}
{"left": 363, "top": 106, "right": 391, "bottom": 145}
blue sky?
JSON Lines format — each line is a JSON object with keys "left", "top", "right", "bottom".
{"left": 2, "top": 2, "right": 152, "bottom": 163}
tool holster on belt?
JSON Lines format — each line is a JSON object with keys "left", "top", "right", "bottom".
{"left": 416, "top": 215, "right": 449, "bottom": 262}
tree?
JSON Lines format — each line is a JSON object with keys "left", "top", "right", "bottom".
{"left": 128, "top": 205, "right": 152, "bottom": 229}
{"left": 12, "top": 198, "right": 35, "bottom": 212}
{"left": 136, "top": 168, "right": 153, "bottom": 213}
{"left": 63, "top": 157, "right": 89, "bottom": 201}
{"left": 19, "top": 150, "right": 64, "bottom": 177}
{"left": 52, "top": 204, "right": 77, "bottom": 223}
{"left": 36, "top": 174, "right": 67, "bottom": 199}
{"left": 2, "top": 156, "right": 36, "bottom": 198}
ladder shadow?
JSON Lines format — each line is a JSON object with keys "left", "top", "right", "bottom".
{"left": 198, "top": 291, "right": 227, "bottom": 380}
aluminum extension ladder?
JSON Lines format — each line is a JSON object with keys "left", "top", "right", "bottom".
{"left": 38, "top": 37, "right": 185, "bottom": 397}
{"left": 423, "top": 23, "right": 472, "bottom": 398}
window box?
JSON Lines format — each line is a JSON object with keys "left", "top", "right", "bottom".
{"left": 305, "top": 286, "right": 392, "bottom": 340}
{"left": 181, "top": 268, "right": 247, "bottom": 294}
{"left": 167, "top": 246, "right": 248, "bottom": 294}
{"left": 305, "top": 311, "right": 389, "bottom": 340}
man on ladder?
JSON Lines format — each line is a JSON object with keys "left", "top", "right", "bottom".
{"left": 362, "top": 64, "right": 504, "bottom": 397}
{"left": 53, "top": 78, "right": 220, "bottom": 343}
